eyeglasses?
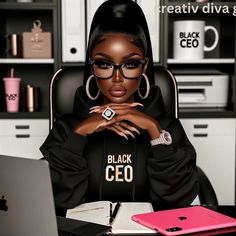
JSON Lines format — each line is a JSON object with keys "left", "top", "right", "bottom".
{"left": 89, "top": 59, "right": 146, "bottom": 79}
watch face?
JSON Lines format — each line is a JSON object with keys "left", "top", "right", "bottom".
{"left": 162, "top": 131, "right": 172, "bottom": 145}
{"left": 150, "top": 131, "right": 172, "bottom": 146}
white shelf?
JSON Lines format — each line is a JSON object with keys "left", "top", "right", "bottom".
{"left": 0, "top": 58, "right": 54, "bottom": 64}
{"left": 168, "top": 58, "right": 235, "bottom": 64}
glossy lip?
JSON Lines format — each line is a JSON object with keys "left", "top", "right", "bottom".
{"left": 109, "top": 86, "right": 127, "bottom": 97}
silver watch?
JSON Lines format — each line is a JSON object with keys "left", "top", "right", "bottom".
{"left": 150, "top": 130, "right": 172, "bottom": 146}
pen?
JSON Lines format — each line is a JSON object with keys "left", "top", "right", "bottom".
{"left": 70, "top": 207, "right": 105, "bottom": 214}
{"left": 109, "top": 203, "right": 113, "bottom": 225}
{"left": 109, "top": 202, "right": 121, "bottom": 225}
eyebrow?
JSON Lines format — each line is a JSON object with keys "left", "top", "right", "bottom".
{"left": 94, "top": 52, "right": 143, "bottom": 61}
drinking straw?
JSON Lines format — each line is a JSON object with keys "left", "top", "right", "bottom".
{"left": 10, "top": 68, "right": 14, "bottom": 78}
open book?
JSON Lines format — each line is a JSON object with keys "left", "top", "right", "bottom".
{"left": 66, "top": 201, "right": 155, "bottom": 234}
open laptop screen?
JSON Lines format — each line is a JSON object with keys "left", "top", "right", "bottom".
{"left": 0, "top": 155, "right": 110, "bottom": 236}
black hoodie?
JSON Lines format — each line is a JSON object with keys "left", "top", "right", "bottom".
{"left": 40, "top": 85, "right": 199, "bottom": 212}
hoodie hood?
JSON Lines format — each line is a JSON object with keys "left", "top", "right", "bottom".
{"left": 73, "top": 85, "right": 167, "bottom": 119}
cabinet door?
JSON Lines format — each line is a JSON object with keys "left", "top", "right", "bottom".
{"left": 61, "top": 0, "right": 85, "bottom": 62}
{"left": 0, "top": 119, "right": 49, "bottom": 159}
{"left": 181, "top": 118, "right": 235, "bottom": 205}
{"left": 0, "top": 136, "right": 47, "bottom": 159}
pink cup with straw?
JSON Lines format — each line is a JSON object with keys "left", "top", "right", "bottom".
{"left": 3, "top": 68, "right": 21, "bottom": 112}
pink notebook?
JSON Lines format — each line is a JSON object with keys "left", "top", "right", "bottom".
{"left": 131, "top": 206, "right": 236, "bottom": 235}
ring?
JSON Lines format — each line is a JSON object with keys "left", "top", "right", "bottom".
{"left": 102, "top": 107, "right": 116, "bottom": 121}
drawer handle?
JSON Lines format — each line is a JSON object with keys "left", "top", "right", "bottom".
{"left": 15, "top": 125, "right": 30, "bottom": 129}
{"left": 194, "top": 124, "right": 208, "bottom": 129}
{"left": 16, "top": 134, "right": 30, "bottom": 138}
{"left": 193, "top": 133, "right": 208, "bottom": 137}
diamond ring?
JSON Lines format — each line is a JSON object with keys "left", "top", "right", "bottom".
{"left": 102, "top": 107, "right": 116, "bottom": 121}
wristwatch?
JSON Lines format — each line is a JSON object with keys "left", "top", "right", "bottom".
{"left": 150, "top": 130, "right": 172, "bottom": 146}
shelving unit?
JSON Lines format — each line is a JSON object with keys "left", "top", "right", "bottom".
{"left": 0, "top": 0, "right": 59, "bottom": 158}
{"left": 162, "top": 0, "right": 236, "bottom": 119}
{"left": 0, "top": 58, "right": 54, "bottom": 64}
{"left": 0, "top": 0, "right": 59, "bottom": 117}
{"left": 162, "top": 0, "right": 236, "bottom": 205}
{"left": 168, "top": 58, "right": 235, "bottom": 64}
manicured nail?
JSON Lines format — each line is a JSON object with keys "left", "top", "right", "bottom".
{"left": 130, "top": 102, "right": 143, "bottom": 107}
{"left": 89, "top": 106, "right": 100, "bottom": 110}
{"left": 89, "top": 106, "right": 100, "bottom": 111}
{"left": 89, "top": 108, "right": 102, "bottom": 113}
{"left": 124, "top": 130, "right": 135, "bottom": 139}
{"left": 119, "top": 132, "right": 128, "bottom": 140}
{"left": 130, "top": 127, "right": 140, "bottom": 135}
{"left": 89, "top": 108, "right": 100, "bottom": 114}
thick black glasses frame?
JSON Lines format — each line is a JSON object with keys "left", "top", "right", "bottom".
{"left": 89, "top": 59, "right": 146, "bottom": 79}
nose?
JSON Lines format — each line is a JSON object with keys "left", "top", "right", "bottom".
{"left": 112, "top": 68, "right": 124, "bottom": 82}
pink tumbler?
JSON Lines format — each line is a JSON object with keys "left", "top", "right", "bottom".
{"left": 3, "top": 69, "right": 21, "bottom": 112}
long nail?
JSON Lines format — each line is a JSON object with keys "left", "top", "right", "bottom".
{"left": 89, "top": 108, "right": 101, "bottom": 114}
{"left": 130, "top": 102, "right": 143, "bottom": 107}
{"left": 119, "top": 132, "right": 128, "bottom": 140}
{"left": 89, "top": 106, "right": 100, "bottom": 110}
{"left": 130, "top": 127, "right": 140, "bottom": 135}
{"left": 124, "top": 130, "right": 135, "bottom": 139}
{"left": 89, "top": 108, "right": 101, "bottom": 113}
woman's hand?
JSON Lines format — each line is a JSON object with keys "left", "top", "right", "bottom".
{"left": 90, "top": 103, "right": 162, "bottom": 140}
{"left": 106, "top": 121, "right": 140, "bottom": 140}
{"left": 73, "top": 113, "right": 107, "bottom": 136}
{"left": 73, "top": 103, "right": 143, "bottom": 137}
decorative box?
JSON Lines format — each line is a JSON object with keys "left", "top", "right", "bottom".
{"left": 22, "top": 20, "right": 52, "bottom": 58}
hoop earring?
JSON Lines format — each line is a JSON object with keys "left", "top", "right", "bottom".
{"left": 86, "top": 75, "right": 100, "bottom": 100}
{"left": 138, "top": 73, "right": 150, "bottom": 99}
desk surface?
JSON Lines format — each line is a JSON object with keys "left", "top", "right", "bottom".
{"left": 56, "top": 205, "right": 236, "bottom": 217}
{"left": 57, "top": 206, "right": 236, "bottom": 236}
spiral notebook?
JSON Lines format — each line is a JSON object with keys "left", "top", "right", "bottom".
{"left": 67, "top": 201, "right": 155, "bottom": 234}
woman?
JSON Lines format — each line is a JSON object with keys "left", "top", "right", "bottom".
{"left": 40, "top": 0, "right": 199, "bottom": 213}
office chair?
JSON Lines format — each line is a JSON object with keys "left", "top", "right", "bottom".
{"left": 49, "top": 66, "right": 218, "bottom": 209}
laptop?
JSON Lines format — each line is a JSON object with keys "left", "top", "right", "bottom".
{"left": 132, "top": 206, "right": 236, "bottom": 235}
{"left": 0, "top": 155, "right": 111, "bottom": 236}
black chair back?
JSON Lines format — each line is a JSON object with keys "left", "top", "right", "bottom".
{"left": 49, "top": 67, "right": 84, "bottom": 129}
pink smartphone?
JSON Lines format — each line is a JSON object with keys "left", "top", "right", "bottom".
{"left": 132, "top": 206, "right": 236, "bottom": 235}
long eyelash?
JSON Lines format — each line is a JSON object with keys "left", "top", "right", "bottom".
{"left": 95, "top": 61, "right": 112, "bottom": 68}
{"left": 124, "top": 60, "right": 142, "bottom": 65}
{"left": 124, "top": 61, "right": 141, "bottom": 68}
